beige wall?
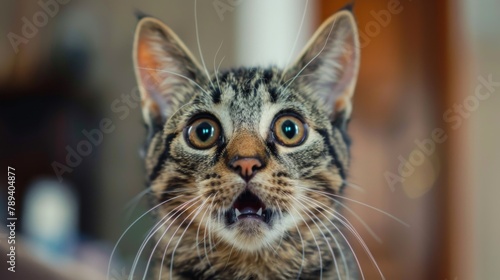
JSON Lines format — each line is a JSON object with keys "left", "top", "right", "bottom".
{"left": 463, "top": 0, "right": 500, "bottom": 279}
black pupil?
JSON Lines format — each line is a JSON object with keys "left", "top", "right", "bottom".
{"left": 196, "top": 122, "right": 214, "bottom": 142}
{"left": 281, "top": 120, "right": 298, "bottom": 139}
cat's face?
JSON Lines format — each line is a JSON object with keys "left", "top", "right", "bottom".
{"left": 134, "top": 11, "right": 359, "bottom": 253}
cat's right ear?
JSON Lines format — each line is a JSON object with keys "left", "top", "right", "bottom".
{"left": 283, "top": 9, "right": 360, "bottom": 121}
{"left": 133, "top": 17, "right": 205, "bottom": 135}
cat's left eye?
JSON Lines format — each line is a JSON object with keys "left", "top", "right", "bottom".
{"left": 272, "top": 114, "right": 308, "bottom": 147}
{"left": 185, "top": 118, "right": 221, "bottom": 149}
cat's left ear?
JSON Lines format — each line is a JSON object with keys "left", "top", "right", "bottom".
{"left": 284, "top": 9, "right": 360, "bottom": 120}
{"left": 133, "top": 17, "right": 205, "bottom": 135}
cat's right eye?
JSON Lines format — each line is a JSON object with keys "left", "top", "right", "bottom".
{"left": 184, "top": 117, "right": 222, "bottom": 149}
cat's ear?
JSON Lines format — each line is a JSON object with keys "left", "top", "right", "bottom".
{"left": 284, "top": 9, "right": 360, "bottom": 120}
{"left": 133, "top": 17, "right": 205, "bottom": 133}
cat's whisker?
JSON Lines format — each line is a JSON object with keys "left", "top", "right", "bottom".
{"left": 207, "top": 206, "right": 215, "bottom": 253}
{"left": 124, "top": 186, "right": 152, "bottom": 217}
{"left": 136, "top": 199, "right": 200, "bottom": 280}
{"left": 330, "top": 196, "right": 382, "bottom": 243}
{"left": 106, "top": 194, "right": 184, "bottom": 280}
{"left": 196, "top": 196, "right": 215, "bottom": 261}
{"left": 289, "top": 195, "right": 341, "bottom": 280}
{"left": 283, "top": 205, "right": 306, "bottom": 280}
{"left": 297, "top": 194, "right": 363, "bottom": 280}
{"left": 223, "top": 243, "right": 236, "bottom": 271}
{"left": 296, "top": 186, "right": 409, "bottom": 227}
{"left": 280, "top": 73, "right": 316, "bottom": 88}
{"left": 137, "top": 67, "right": 210, "bottom": 95}
{"left": 273, "top": 202, "right": 285, "bottom": 255}
{"left": 334, "top": 213, "right": 384, "bottom": 280}
{"left": 208, "top": 205, "right": 224, "bottom": 252}
{"left": 216, "top": 55, "right": 225, "bottom": 81}
{"left": 279, "top": 0, "right": 310, "bottom": 85}
{"left": 213, "top": 40, "right": 224, "bottom": 91}
{"left": 298, "top": 193, "right": 382, "bottom": 280}
{"left": 194, "top": 0, "right": 215, "bottom": 89}
{"left": 297, "top": 185, "right": 382, "bottom": 243}
{"left": 288, "top": 202, "right": 324, "bottom": 280}
{"left": 202, "top": 198, "right": 217, "bottom": 267}
{"left": 300, "top": 194, "right": 372, "bottom": 280}
{"left": 157, "top": 201, "right": 205, "bottom": 280}
{"left": 136, "top": 195, "right": 202, "bottom": 280}
{"left": 168, "top": 197, "right": 211, "bottom": 280}
{"left": 298, "top": 194, "right": 352, "bottom": 280}
{"left": 344, "top": 180, "right": 366, "bottom": 193}
{"left": 279, "top": 16, "right": 339, "bottom": 96}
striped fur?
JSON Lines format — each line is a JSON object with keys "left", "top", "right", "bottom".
{"left": 133, "top": 8, "right": 361, "bottom": 280}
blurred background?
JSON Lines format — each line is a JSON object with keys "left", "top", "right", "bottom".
{"left": 0, "top": 0, "right": 499, "bottom": 279}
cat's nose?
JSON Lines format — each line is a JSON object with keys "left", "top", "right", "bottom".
{"left": 230, "top": 157, "right": 263, "bottom": 181}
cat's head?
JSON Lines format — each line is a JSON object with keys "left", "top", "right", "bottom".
{"left": 133, "top": 9, "right": 359, "bottom": 252}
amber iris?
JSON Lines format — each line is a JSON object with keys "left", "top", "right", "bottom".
{"left": 273, "top": 115, "right": 307, "bottom": 146}
{"left": 186, "top": 118, "right": 221, "bottom": 149}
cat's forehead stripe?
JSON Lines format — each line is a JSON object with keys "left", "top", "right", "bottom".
{"left": 213, "top": 67, "right": 283, "bottom": 105}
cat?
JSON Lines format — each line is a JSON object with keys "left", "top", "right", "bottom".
{"left": 132, "top": 5, "right": 361, "bottom": 280}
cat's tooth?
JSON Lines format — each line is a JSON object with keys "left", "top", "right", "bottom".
{"left": 235, "top": 208, "right": 241, "bottom": 217}
{"left": 257, "top": 208, "right": 263, "bottom": 216}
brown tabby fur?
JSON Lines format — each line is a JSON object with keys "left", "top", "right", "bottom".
{"left": 133, "top": 6, "right": 361, "bottom": 280}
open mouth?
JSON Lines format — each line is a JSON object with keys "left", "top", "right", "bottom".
{"left": 225, "top": 190, "right": 273, "bottom": 225}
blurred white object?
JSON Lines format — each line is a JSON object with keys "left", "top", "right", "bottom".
{"left": 236, "top": 0, "right": 316, "bottom": 67}
{"left": 23, "top": 178, "right": 78, "bottom": 263}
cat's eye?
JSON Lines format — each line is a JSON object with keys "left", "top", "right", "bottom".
{"left": 272, "top": 114, "right": 308, "bottom": 147}
{"left": 185, "top": 117, "right": 221, "bottom": 149}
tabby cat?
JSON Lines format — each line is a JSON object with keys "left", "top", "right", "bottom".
{"left": 132, "top": 6, "right": 361, "bottom": 280}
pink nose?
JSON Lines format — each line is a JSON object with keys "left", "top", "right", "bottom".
{"left": 230, "top": 157, "right": 263, "bottom": 181}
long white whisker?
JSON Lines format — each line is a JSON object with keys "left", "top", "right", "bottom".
{"left": 297, "top": 186, "right": 409, "bottom": 227}
{"left": 124, "top": 187, "right": 152, "bottom": 214}
{"left": 196, "top": 202, "right": 212, "bottom": 261}
{"left": 289, "top": 195, "right": 340, "bottom": 280}
{"left": 223, "top": 243, "right": 236, "bottom": 270}
{"left": 279, "top": 16, "right": 339, "bottom": 95}
{"left": 213, "top": 40, "right": 224, "bottom": 91}
{"left": 283, "top": 205, "right": 306, "bottom": 280}
{"left": 168, "top": 197, "right": 210, "bottom": 280}
{"left": 298, "top": 192, "right": 383, "bottom": 279}
{"left": 297, "top": 186, "right": 381, "bottom": 243}
{"left": 288, "top": 202, "right": 323, "bottom": 280}
{"left": 133, "top": 195, "right": 202, "bottom": 280}
{"left": 203, "top": 198, "right": 216, "bottom": 267}
{"left": 298, "top": 194, "right": 363, "bottom": 280}
{"left": 194, "top": 0, "right": 214, "bottom": 88}
{"left": 279, "top": 0, "right": 309, "bottom": 84}
{"left": 106, "top": 194, "right": 184, "bottom": 280}
{"left": 138, "top": 67, "right": 210, "bottom": 95}
{"left": 344, "top": 180, "right": 366, "bottom": 193}
{"left": 157, "top": 201, "right": 205, "bottom": 279}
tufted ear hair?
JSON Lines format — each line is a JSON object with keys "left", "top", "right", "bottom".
{"left": 133, "top": 17, "right": 205, "bottom": 136}
{"left": 283, "top": 9, "right": 360, "bottom": 121}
